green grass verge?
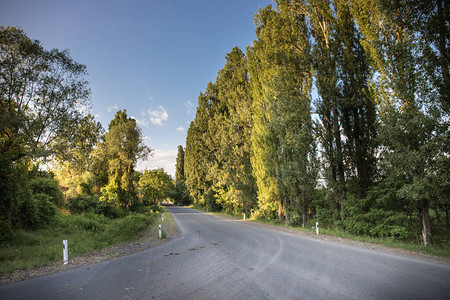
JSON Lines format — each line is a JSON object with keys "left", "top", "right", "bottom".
{"left": 0, "top": 211, "right": 158, "bottom": 275}
{"left": 192, "top": 205, "right": 450, "bottom": 258}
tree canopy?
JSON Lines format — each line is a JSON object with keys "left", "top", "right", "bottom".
{"left": 183, "top": 0, "right": 449, "bottom": 246}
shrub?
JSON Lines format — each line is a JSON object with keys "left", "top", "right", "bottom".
{"left": 205, "top": 187, "right": 222, "bottom": 212}
{"left": 67, "top": 195, "right": 101, "bottom": 214}
{"left": 173, "top": 180, "right": 192, "bottom": 206}
{"left": 18, "top": 194, "right": 58, "bottom": 230}
{"left": 110, "top": 213, "right": 154, "bottom": 240}
{"left": 30, "top": 177, "right": 64, "bottom": 208}
{"left": 70, "top": 214, "right": 102, "bottom": 232}
{"left": 0, "top": 216, "right": 13, "bottom": 244}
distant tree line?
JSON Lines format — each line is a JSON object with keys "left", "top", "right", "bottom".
{"left": 0, "top": 27, "right": 175, "bottom": 243}
{"left": 184, "top": 0, "right": 449, "bottom": 246}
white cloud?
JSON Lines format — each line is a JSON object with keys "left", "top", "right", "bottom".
{"left": 142, "top": 136, "right": 152, "bottom": 140}
{"left": 176, "top": 126, "right": 185, "bottom": 132}
{"left": 75, "top": 102, "right": 89, "bottom": 116}
{"left": 137, "top": 149, "right": 177, "bottom": 178}
{"left": 148, "top": 106, "right": 169, "bottom": 126}
{"left": 135, "top": 118, "right": 149, "bottom": 127}
{"left": 146, "top": 92, "right": 154, "bottom": 101}
{"left": 185, "top": 100, "right": 196, "bottom": 115}
{"left": 107, "top": 105, "right": 118, "bottom": 113}
{"left": 133, "top": 106, "right": 169, "bottom": 127}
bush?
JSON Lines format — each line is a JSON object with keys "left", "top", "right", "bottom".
{"left": 18, "top": 194, "right": 58, "bottom": 230}
{"left": 30, "top": 177, "right": 64, "bottom": 208}
{"left": 338, "top": 195, "right": 410, "bottom": 239}
{"left": 67, "top": 195, "right": 101, "bottom": 214}
{"left": 110, "top": 213, "right": 155, "bottom": 240}
{"left": 205, "top": 188, "right": 222, "bottom": 212}
{"left": 173, "top": 180, "right": 192, "bottom": 206}
{"left": 0, "top": 216, "right": 13, "bottom": 244}
{"left": 70, "top": 214, "right": 102, "bottom": 232}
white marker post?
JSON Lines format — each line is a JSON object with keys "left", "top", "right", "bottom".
{"left": 159, "top": 224, "right": 162, "bottom": 239}
{"left": 162, "top": 213, "right": 164, "bottom": 222}
{"left": 63, "top": 240, "right": 68, "bottom": 265}
{"left": 243, "top": 213, "right": 246, "bottom": 220}
{"left": 316, "top": 222, "right": 319, "bottom": 235}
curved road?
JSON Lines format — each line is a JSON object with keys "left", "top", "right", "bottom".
{"left": 1, "top": 205, "right": 449, "bottom": 299}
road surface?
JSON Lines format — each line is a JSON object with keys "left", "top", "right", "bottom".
{"left": 1, "top": 205, "right": 449, "bottom": 299}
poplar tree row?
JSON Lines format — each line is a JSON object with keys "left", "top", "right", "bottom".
{"left": 184, "top": 0, "right": 449, "bottom": 246}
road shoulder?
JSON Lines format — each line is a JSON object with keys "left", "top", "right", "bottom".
{"left": 197, "top": 208, "right": 450, "bottom": 265}
{"left": 0, "top": 209, "right": 182, "bottom": 286}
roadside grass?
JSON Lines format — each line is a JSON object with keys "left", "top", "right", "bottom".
{"left": 0, "top": 211, "right": 158, "bottom": 275}
{"left": 192, "top": 205, "right": 450, "bottom": 258}
{"left": 315, "top": 226, "right": 450, "bottom": 258}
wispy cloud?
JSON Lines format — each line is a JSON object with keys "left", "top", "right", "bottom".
{"left": 148, "top": 106, "right": 169, "bottom": 126}
{"left": 134, "top": 106, "right": 169, "bottom": 127}
{"left": 176, "top": 126, "right": 185, "bottom": 132}
{"left": 135, "top": 118, "right": 149, "bottom": 127}
{"left": 185, "top": 100, "right": 196, "bottom": 115}
{"left": 75, "top": 102, "right": 89, "bottom": 116}
{"left": 146, "top": 92, "right": 154, "bottom": 101}
{"left": 137, "top": 149, "right": 177, "bottom": 177}
{"left": 107, "top": 105, "right": 118, "bottom": 113}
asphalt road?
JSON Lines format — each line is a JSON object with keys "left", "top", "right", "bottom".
{"left": 1, "top": 205, "right": 450, "bottom": 299}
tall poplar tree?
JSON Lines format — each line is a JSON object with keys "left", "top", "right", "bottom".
{"left": 292, "top": 0, "right": 347, "bottom": 218}
{"left": 213, "top": 47, "right": 257, "bottom": 214}
{"left": 102, "top": 110, "right": 152, "bottom": 208}
{"left": 248, "top": 5, "right": 284, "bottom": 220}
{"left": 175, "top": 145, "right": 185, "bottom": 182}
{"left": 335, "top": 0, "right": 377, "bottom": 199}
{"left": 185, "top": 83, "right": 217, "bottom": 204}
{"left": 248, "top": 2, "right": 317, "bottom": 223}
{"left": 350, "top": 0, "right": 449, "bottom": 245}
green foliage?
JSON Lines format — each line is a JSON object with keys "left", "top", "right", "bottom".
{"left": 52, "top": 114, "right": 104, "bottom": 174}
{"left": 175, "top": 145, "right": 185, "bottom": 181}
{"left": 18, "top": 194, "right": 58, "bottom": 230}
{"left": 138, "top": 168, "right": 174, "bottom": 206}
{"left": 180, "top": 0, "right": 450, "bottom": 246}
{"left": 173, "top": 180, "right": 192, "bottom": 206}
{"left": 67, "top": 194, "right": 101, "bottom": 215}
{"left": 204, "top": 187, "right": 222, "bottom": 212}
{"left": 0, "top": 26, "right": 90, "bottom": 162}
{"left": 29, "top": 177, "right": 64, "bottom": 208}
{"left": 0, "top": 211, "right": 157, "bottom": 274}
{"left": 184, "top": 84, "right": 215, "bottom": 205}
{"left": 0, "top": 156, "right": 31, "bottom": 241}
{"left": 98, "top": 184, "right": 127, "bottom": 218}
{"left": 99, "top": 110, "right": 153, "bottom": 207}
{"left": 247, "top": 5, "right": 282, "bottom": 219}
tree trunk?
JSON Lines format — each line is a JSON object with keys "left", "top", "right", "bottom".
{"left": 284, "top": 196, "right": 290, "bottom": 226}
{"left": 302, "top": 208, "right": 307, "bottom": 228}
{"left": 333, "top": 104, "right": 346, "bottom": 219}
{"left": 278, "top": 203, "right": 284, "bottom": 222}
{"left": 302, "top": 193, "right": 307, "bottom": 228}
{"left": 434, "top": 204, "right": 440, "bottom": 226}
{"left": 421, "top": 201, "right": 432, "bottom": 246}
{"left": 445, "top": 209, "right": 449, "bottom": 230}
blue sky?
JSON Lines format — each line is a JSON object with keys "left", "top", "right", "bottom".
{"left": 1, "top": 0, "right": 273, "bottom": 176}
